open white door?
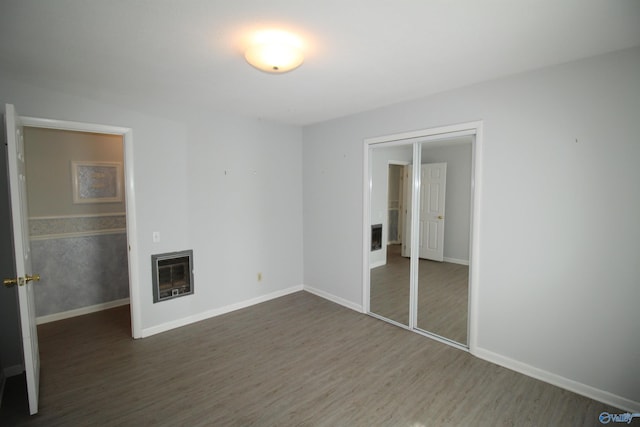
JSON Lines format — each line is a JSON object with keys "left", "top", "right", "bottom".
{"left": 419, "top": 163, "right": 447, "bottom": 262}
{"left": 401, "top": 164, "right": 412, "bottom": 258}
{"left": 3, "top": 104, "right": 40, "bottom": 415}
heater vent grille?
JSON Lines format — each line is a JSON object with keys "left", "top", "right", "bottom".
{"left": 152, "top": 250, "right": 194, "bottom": 302}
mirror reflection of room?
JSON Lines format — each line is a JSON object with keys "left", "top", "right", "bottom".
{"left": 369, "top": 145, "right": 412, "bottom": 326}
{"left": 416, "top": 138, "right": 472, "bottom": 345}
{"left": 368, "top": 137, "right": 473, "bottom": 346}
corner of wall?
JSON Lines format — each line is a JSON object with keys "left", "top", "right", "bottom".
{"left": 303, "top": 285, "right": 364, "bottom": 313}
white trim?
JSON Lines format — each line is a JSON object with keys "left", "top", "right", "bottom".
{"left": 123, "top": 129, "right": 141, "bottom": 338}
{"left": 21, "top": 116, "right": 141, "bottom": 339}
{"left": 21, "top": 116, "right": 130, "bottom": 135}
{"left": 29, "top": 213, "right": 126, "bottom": 220}
{"left": 473, "top": 347, "right": 640, "bottom": 414}
{"left": 368, "top": 311, "right": 412, "bottom": 330}
{"left": 362, "top": 140, "right": 371, "bottom": 314}
{"left": 369, "top": 259, "right": 386, "bottom": 269}
{"left": 468, "top": 124, "right": 483, "bottom": 353}
{"left": 414, "top": 328, "right": 469, "bottom": 352}
{"left": 365, "top": 124, "right": 480, "bottom": 145}
{"left": 30, "top": 228, "right": 126, "bottom": 241}
{"left": 443, "top": 257, "right": 469, "bottom": 266}
{"left": 141, "top": 286, "right": 304, "bottom": 338}
{"left": 3, "top": 364, "right": 24, "bottom": 378}
{"left": 409, "top": 142, "right": 421, "bottom": 330}
{"left": 303, "top": 285, "right": 363, "bottom": 312}
{"left": 36, "top": 298, "right": 130, "bottom": 325}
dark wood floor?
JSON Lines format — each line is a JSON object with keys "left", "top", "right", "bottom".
{"left": 0, "top": 291, "right": 619, "bottom": 426}
{"left": 370, "top": 244, "right": 468, "bottom": 344}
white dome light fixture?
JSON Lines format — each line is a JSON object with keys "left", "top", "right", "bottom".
{"left": 245, "top": 30, "right": 304, "bottom": 74}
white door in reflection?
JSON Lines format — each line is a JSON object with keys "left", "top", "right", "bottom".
{"left": 419, "top": 163, "right": 447, "bottom": 262}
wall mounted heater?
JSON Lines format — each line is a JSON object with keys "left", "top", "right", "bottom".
{"left": 152, "top": 250, "right": 194, "bottom": 303}
{"left": 371, "top": 224, "right": 382, "bottom": 251}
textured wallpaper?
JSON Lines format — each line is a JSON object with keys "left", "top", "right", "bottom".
{"left": 29, "top": 215, "right": 129, "bottom": 317}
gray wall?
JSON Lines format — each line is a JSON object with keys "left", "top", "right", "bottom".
{"left": 0, "top": 72, "right": 304, "bottom": 333}
{"left": 303, "top": 47, "right": 640, "bottom": 407}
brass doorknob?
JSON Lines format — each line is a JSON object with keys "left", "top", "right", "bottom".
{"left": 3, "top": 275, "right": 40, "bottom": 287}
{"left": 3, "top": 278, "right": 18, "bottom": 288}
{"left": 438, "top": 215, "right": 444, "bottom": 219}
{"left": 25, "top": 274, "right": 40, "bottom": 283}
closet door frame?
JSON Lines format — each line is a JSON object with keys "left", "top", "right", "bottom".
{"left": 363, "top": 121, "right": 483, "bottom": 352}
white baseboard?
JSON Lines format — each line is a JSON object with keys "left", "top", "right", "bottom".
{"left": 303, "top": 285, "right": 363, "bottom": 313}
{"left": 370, "top": 260, "right": 386, "bottom": 269}
{"left": 473, "top": 347, "right": 640, "bottom": 413}
{"left": 141, "top": 285, "right": 304, "bottom": 338}
{"left": 3, "top": 364, "right": 24, "bottom": 378}
{"left": 36, "top": 298, "right": 130, "bottom": 325}
{"left": 443, "top": 257, "right": 469, "bottom": 266}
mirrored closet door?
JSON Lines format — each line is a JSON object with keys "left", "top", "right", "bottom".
{"left": 368, "top": 144, "right": 413, "bottom": 327}
{"left": 367, "top": 130, "right": 475, "bottom": 348}
{"left": 414, "top": 137, "right": 473, "bottom": 345}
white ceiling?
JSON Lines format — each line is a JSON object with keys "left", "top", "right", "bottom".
{"left": 1, "top": 0, "right": 639, "bottom": 125}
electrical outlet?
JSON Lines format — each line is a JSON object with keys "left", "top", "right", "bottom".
{"left": 152, "top": 231, "right": 160, "bottom": 243}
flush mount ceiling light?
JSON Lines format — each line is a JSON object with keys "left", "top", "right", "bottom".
{"left": 245, "top": 30, "right": 304, "bottom": 73}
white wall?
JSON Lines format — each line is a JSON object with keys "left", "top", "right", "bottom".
{"left": 0, "top": 75, "right": 303, "bottom": 335}
{"left": 303, "top": 47, "right": 640, "bottom": 409}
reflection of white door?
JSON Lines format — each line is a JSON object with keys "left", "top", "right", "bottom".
{"left": 419, "top": 163, "right": 447, "bottom": 261}
{"left": 401, "top": 165, "right": 412, "bottom": 257}
{"left": 4, "top": 104, "right": 41, "bottom": 414}
{"left": 387, "top": 164, "right": 404, "bottom": 244}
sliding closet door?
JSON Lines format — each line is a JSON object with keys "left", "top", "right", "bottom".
{"left": 366, "top": 125, "right": 478, "bottom": 349}
{"left": 368, "top": 144, "right": 413, "bottom": 326}
{"left": 415, "top": 138, "right": 473, "bottom": 345}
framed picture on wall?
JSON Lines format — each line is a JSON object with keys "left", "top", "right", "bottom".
{"left": 71, "top": 161, "right": 123, "bottom": 204}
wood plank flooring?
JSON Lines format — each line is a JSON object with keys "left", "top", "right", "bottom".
{"left": 0, "top": 291, "right": 619, "bottom": 426}
{"left": 370, "top": 244, "right": 468, "bottom": 344}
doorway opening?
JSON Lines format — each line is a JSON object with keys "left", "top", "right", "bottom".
{"left": 23, "top": 127, "right": 131, "bottom": 327}
{"left": 21, "top": 116, "right": 140, "bottom": 339}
